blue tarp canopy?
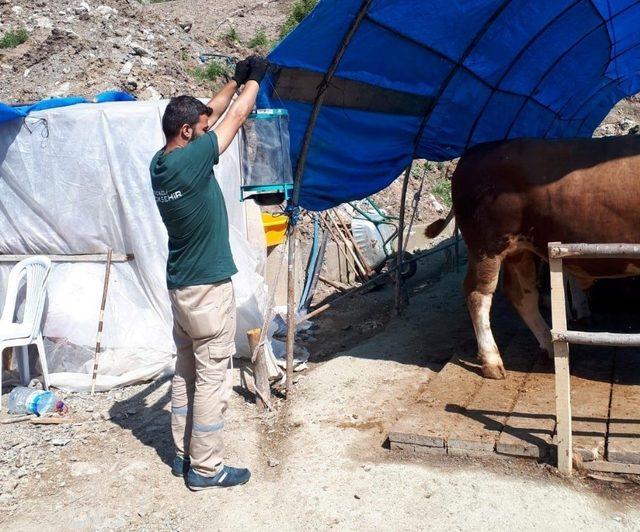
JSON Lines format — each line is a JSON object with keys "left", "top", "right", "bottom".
{"left": 0, "top": 91, "right": 135, "bottom": 124}
{"left": 259, "top": 0, "right": 640, "bottom": 211}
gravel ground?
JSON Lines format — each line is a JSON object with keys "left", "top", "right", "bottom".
{"left": 2, "top": 249, "right": 640, "bottom": 531}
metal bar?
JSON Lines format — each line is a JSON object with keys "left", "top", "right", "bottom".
{"left": 549, "top": 243, "right": 640, "bottom": 259}
{"left": 394, "top": 164, "right": 412, "bottom": 314}
{"left": 91, "top": 249, "right": 113, "bottom": 395}
{"left": 285, "top": 0, "right": 374, "bottom": 400}
{"left": 285, "top": 224, "right": 296, "bottom": 397}
{"left": 552, "top": 330, "right": 640, "bottom": 347}
{"left": 0, "top": 253, "right": 133, "bottom": 262}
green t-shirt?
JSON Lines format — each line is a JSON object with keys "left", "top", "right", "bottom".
{"left": 150, "top": 131, "right": 237, "bottom": 290}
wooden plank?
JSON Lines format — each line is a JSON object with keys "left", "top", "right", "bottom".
{"left": 446, "top": 332, "right": 536, "bottom": 454}
{"left": 495, "top": 353, "right": 557, "bottom": 459}
{"left": 549, "top": 252, "right": 573, "bottom": 474}
{"left": 388, "top": 354, "right": 484, "bottom": 451}
{"left": 607, "top": 349, "right": 640, "bottom": 464}
{"left": 568, "top": 347, "right": 614, "bottom": 462}
{"left": 0, "top": 254, "right": 133, "bottom": 262}
{"left": 549, "top": 243, "right": 640, "bottom": 260}
{"left": 583, "top": 460, "right": 640, "bottom": 475}
{"left": 553, "top": 330, "right": 640, "bottom": 347}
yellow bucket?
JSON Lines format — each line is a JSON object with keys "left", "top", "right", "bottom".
{"left": 262, "top": 213, "right": 289, "bottom": 247}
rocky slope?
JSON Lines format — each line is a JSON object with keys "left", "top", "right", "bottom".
{"left": 0, "top": 0, "right": 288, "bottom": 103}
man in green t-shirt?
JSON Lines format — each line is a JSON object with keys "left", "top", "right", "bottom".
{"left": 150, "top": 55, "right": 268, "bottom": 491}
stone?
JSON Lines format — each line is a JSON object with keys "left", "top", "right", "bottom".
{"left": 95, "top": 5, "right": 118, "bottom": 19}
{"left": 145, "top": 86, "right": 162, "bottom": 100}
{"left": 75, "top": 1, "right": 91, "bottom": 13}
{"left": 428, "top": 193, "right": 445, "bottom": 214}
{"left": 0, "top": 493, "right": 13, "bottom": 504}
{"left": 70, "top": 462, "right": 100, "bottom": 477}
{"left": 140, "top": 56, "right": 156, "bottom": 67}
{"left": 52, "top": 81, "right": 71, "bottom": 96}
{"left": 11, "top": 6, "right": 23, "bottom": 15}
{"left": 100, "top": 411, "right": 112, "bottom": 420}
{"left": 119, "top": 61, "right": 133, "bottom": 75}
{"left": 267, "top": 458, "right": 280, "bottom": 467}
{"left": 33, "top": 16, "right": 53, "bottom": 29}
{"left": 131, "top": 43, "right": 151, "bottom": 57}
{"left": 51, "top": 438, "right": 71, "bottom": 446}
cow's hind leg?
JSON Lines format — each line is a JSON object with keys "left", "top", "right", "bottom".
{"left": 464, "top": 255, "right": 505, "bottom": 379}
{"left": 503, "top": 252, "right": 553, "bottom": 356}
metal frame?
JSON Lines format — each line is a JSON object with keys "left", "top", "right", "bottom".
{"left": 548, "top": 241, "right": 640, "bottom": 474}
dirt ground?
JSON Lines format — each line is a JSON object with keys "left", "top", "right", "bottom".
{"left": 2, "top": 244, "right": 640, "bottom": 531}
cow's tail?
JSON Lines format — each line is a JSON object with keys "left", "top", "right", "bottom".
{"left": 425, "top": 208, "right": 455, "bottom": 238}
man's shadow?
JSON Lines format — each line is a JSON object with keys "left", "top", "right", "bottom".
{"left": 108, "top": 364, "right": 265, "bottom": 466}
{"left": 108, "top": 376, "right": 174, "bottom": 466}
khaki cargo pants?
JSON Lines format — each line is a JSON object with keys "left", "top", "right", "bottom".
{"left": 169, "top": 279, "right": 236, "bottom": 477}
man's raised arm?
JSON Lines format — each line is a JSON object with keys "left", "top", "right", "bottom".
{"left": 205, "top": 57, "right": 252, "bottom": 127}
{"left": 213, "top": 56, "right": 269, "bottom": 155}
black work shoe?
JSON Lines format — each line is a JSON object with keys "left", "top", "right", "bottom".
{"left": 187, "top": 465, "right": 251, "bottom": 490}
{"left": 172, "top": 455, "right": 190, "bottom": 477}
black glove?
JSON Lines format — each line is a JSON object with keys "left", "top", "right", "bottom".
{"left": 248, "top": 55, "right": 269, "bottom": 83}
{"left": 232, "top": 58, "right": 251, "bottom": 85}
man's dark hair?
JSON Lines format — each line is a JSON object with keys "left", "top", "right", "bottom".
{"left": 162, "top": 95, "right": 213, "bottom": 138}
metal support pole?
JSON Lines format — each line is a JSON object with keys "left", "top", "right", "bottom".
{"left": 284, "top": 0, "right": 374, "bottom": 399}
{"left": 285, "top": 223, "right": 297, "bottom": 397}
{"left": 394, "top": 164, "right": 412, "bottom": 314}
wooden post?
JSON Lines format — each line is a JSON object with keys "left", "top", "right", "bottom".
{"left": 91, "top": 249, "right": 113, "bottom": 395}
{"left": 285, "top": 223, "right": 296, "bottom": 397}
{"left": 549, "top": 242, "right": 572, "bottom": 475}
{"left": 247, "top": 328, "right": 271, "bottom": 409}
{"left": 394, "top": 164, "right": 412, "bottom": 314}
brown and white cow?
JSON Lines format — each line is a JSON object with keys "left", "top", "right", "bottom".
{"left": 427, "top": 135, "right": 640, "bottom": 379}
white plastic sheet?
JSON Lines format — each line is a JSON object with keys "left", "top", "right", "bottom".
{"left": 0, "top": 99, "right": 279, "bottom": 391}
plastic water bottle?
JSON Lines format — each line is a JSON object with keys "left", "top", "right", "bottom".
{"left": 7, "top": 387, "right": 64, "bottom": 416}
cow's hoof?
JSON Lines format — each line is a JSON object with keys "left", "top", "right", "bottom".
{"left": 482, "top": 362, "right": 506, "bottom": 380}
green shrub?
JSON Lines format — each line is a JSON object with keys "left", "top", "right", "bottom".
{"left": 191, "top": 61, "right": 229, "bottom": 83}
{"left": 0, "top": 28, "right": 28, "bottom": 49}
{"left": 248, "top": 28, "right": 269, "bottom": 49}
{"left": 432, "top": 178, "right": 452, "bottom": 208}
{"left": 280, "top": 0, "right": 318, "bottom": 38}
{"left": 222, "top": 26, "right": 239, "bottom": 45}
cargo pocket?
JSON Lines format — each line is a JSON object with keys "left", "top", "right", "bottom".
{"left": 207, "top": 343, "right": 234, "bottom": 382}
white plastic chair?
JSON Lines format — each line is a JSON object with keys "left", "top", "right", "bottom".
{"left": 0, "top": 257, "right": 52, "bottom": 398}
